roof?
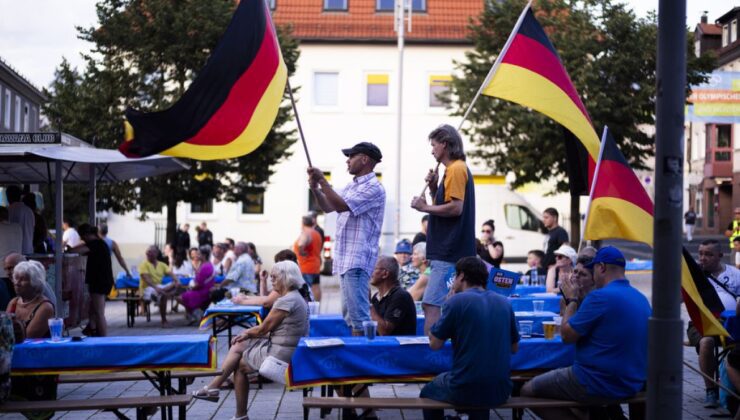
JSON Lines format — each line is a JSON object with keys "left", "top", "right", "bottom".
{"left": 697, "top": 22, "right": 722, "bottom": 36}
{"left": 717, "top": 7, "right": 740, "bottom": 25}
{"left": 272, "top": 0, "right": 483, "bottom": 43}
{"left": 0, "top": 56, "right": 47, "bottom": 103}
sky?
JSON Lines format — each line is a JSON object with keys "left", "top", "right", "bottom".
{"left": 0, "top": 0, "right": 737, "bottom": 90}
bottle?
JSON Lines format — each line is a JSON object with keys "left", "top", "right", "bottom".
{"left": 531, "top": 267, "right": 538, "bottom": 286}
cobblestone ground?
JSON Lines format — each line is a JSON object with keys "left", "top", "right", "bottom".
{"left": 0, "top": 271, "right": 726, "bottom": 419}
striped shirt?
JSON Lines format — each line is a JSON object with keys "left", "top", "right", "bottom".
{"left": 333, "top": 172, "right": 386, "bottom": 276}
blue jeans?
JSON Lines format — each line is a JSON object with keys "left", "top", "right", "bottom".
{"left": 422, "top": 260, "right": 456, "bottom": 306}
{"left": 420, "top": 372, "right": 490, "bottom": 420}
{"left": 340, "top": 268, "right": 370, "bottom": 332}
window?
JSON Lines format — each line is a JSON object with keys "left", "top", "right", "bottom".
{"left": 376, "top": 0, "right": 425, "bottom": 12}
{"left": 733, "top": 20, "right": 738, "bottom": 43}
{"left": 716, "top": 124, "right": 732, "bottom": 161}
{"left": 3, "top": 90, "right": 9, "bottom": 128}
{"left": 366, "top": 74, "right": 389, "bottom": 106}
{"left": 504, "top": 204, "right": 542, "bottom": 232}
{"left": 14, "top": 97, "right": 21, "bottom": 130}
{"left": 429, "top": 74, "right": 451, "bottom": 107}
{"left": 190, "top": 199, "right": 213, "bottom": 213}
{"left": 324, "top": 0, "right": 347, "bottom": 11}
{"left": 23, "top": 104, "right": 29, "bottom": 132}
{"left": 313, "top": 72, "right": 339, "bottom": 106}
{"left": 241, "top": 191, "right": 265, "bottom": 214}
{"left": 723, "top": 24, "right": 730, "bottom": 47}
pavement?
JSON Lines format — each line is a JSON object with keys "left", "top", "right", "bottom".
{"left": 0, "top": 272, "right": 733, "bottom": 419}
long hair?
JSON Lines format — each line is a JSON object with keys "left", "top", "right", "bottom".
{"left": 429, "top": 124, "right": 465, "bottom": 161}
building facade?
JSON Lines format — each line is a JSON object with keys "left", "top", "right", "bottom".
{"left": 0, "top": 56, "right": 45, "bottom": 133}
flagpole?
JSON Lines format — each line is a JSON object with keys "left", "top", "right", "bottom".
{"left": 286, "top": 79, "right": 312, "bottom": 167}
{"left": 417, "top": 0, "right": 532, "bottom": 199}
{"left": 578, "top": 126, "right": 609, "bottom": 252}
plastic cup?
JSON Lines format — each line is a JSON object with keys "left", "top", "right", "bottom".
{"left": 308, "top": 301, "right": 320, "bottom": 316}
{"left": 542, "top": 321, "right": 557, "bottom": 339}
{"left": 229, "top": 287, "right": 241, "bottom": 298}
{"left": 518, "top": 320, "right": 533, "bottom": 338}
{"left": 415, "top": 301, "right": 423, "bottom": 314}
{"left": 533, "top": 300, "right": 545, "bottom": 313}
{"left": 362, "top": 320, "right": 378, "bottom": 340}
{"left": 48, "top": 318, "right": 63, "bottom": 342}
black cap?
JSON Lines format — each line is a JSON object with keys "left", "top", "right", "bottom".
{"left": 341, "top": 142, "right": 382, "bottom": 162}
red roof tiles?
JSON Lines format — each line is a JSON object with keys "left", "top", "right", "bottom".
{"left": 273, "top": 0, "right": 483, "bottom": 43}
{"left": 698, "top": 23, "right": 722, "bottom": 36}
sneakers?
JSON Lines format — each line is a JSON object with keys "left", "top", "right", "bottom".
{"left": 704, "top": 388, "right": 719, "bottom": 408}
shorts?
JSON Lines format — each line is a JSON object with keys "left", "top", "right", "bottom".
{"left": 142, "top": 286, "right": 162, "bottom": 304}
{"left": 687, "top": 321, "right": 720, "bottom": 354}
{"left": 422, "top": 260, "right": 456, "bottom": 307}
{"left": 528, "top": 367, "right": 619, "bottom": 405}
{"left": 302, "top": 273, "right": 320, "bottom": 285}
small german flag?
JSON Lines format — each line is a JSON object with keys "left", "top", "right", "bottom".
{"left": 119, "top": 0, "right": 287, "bottom": 160}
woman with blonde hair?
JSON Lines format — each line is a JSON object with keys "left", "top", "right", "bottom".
{"left": 193, "top": 260, "right": 309, "bottom": 420}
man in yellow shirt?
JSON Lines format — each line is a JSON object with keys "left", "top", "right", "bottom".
{"left": 139, "top": 245, "right": 179, "bottom": 327}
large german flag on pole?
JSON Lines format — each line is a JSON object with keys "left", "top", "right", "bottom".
{"left": 119, "top": 0, "right": 287, "bottom": 160}
{"left": 583, "top": 127, "right": 728, "bottom": 337}
{"left": 480, "top": 3, "right": 600, "bottom": 183}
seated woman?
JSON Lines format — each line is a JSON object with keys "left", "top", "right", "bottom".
{"left": 7, "top": 261, "right": 57, "bottom": 404}
{"left": 407, "top": 242, "right": 429, "bottom": 301}
{"left": 192, "top": 260, "right": 309, "bottom": 415}
{"left": 545, "top": 244, "right": 577, "bottom": 293}
{"left": 176, "top": 245, "right": 215, "bottom": 324}
{"left": 171, "top": 248, "right": 195, "bottom": 279}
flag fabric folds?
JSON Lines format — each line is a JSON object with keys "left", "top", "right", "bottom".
{"left": 119, "top": 0, "right": 287, "bottom": 160}
{"left": 583, "top": 127, "right": 728, "bottom": 337}
{"left": 481, "top": 6, "right": 600, "bottom": 178}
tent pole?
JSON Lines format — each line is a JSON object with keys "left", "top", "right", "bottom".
{"left": 89, "top": 165, "right": 96, "bottom": 225}
{"left": 54, "top": 161, "right": 63, "bottom": 318}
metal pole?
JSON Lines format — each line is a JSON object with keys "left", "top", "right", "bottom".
{"left": 648, "top": 0, "right": 686, "bottom": 418}
{"left": 54, "top": 161, "right": 63, "bottom": 318}
{"left": 88, "top": 165, "right": 96, "bottom": 225}
{"left": 286, "top": 79, "right": 312, "bottom": 168}
{"left": 393, "top": 0, "right": 405, "bottom": 243}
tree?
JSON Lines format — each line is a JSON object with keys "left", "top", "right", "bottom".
{"left": 42, "top": 0, "right": 299, "bottom": 244}
{"left": 448, "top": 0, "right": 714, "bottom": 243}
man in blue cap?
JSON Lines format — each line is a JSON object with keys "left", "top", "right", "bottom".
{"left": 307, "top": 142, "right": 385, "bottom": 335}
{"left": 521, "top": 246, "right": 651, "bottom": 418}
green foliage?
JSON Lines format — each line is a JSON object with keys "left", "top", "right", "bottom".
{"left": 449, "top": 0, "right": 715, "bottom": 193}
{"left": 42, "top": 0, "right": 299, "bottom": 241}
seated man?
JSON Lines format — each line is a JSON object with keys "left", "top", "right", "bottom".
{"left": 370, "top": 256, "right": 417, "bottom": 336}
{"left": 223, "top": 242, "right": 256, "bottom": 294}
{"left": 522, "top": 246, "right": 651, "bottom": 419}
{"left": 422, "top": 256, "right": 519, "bottom": 420}
{"left": 687, "top": 239, "right": 740, "bottom": 407}
{"left": 139, "top": 245, "right": 180, "bottom": 327}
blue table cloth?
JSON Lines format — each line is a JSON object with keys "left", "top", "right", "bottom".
{"left": 308, "top": 312, "right": 555, "bottom": 337}
{"left": 12, "top": 334, "right": 216, "bottom": 375}
{"left": 200, "top": 302, "right": 264, "bottom": 329}
{"left": 287, "top": 336, "right": 574, "bottom": 388}
{"left": 115, "top": 273, "right": 225, "bottom": 290}
{"left": 511, "top": 285, "right": 546, "bottom": 296}
{"left": 509, "top": 293, "right": 561, "bottom": 313}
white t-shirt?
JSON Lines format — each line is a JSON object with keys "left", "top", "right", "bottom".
{"left": 172, "top": 260, "right": 195, "bottom": 278}
{"left": 711, "top": 264, "right": 740, "bottom": 311}
{"left": 62, "top": 227, "right": 82, "bottom": 248}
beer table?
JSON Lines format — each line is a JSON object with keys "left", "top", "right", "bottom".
{"left": 199, "top": 302, "right": 263, "bottom": 346}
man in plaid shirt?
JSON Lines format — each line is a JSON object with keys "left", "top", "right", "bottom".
{"left": 308, "top": 142, "right": 386, "bottom": 335}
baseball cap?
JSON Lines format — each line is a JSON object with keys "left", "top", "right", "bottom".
{"left": 585, "top": 246, "right": 626, "bottom": 268}
{"left": 341, "top": 142, "right": 383, "bottom": 162}
{"left": 553, "top": 244, "right": 577, "bottom": 263}
{"left": 395, "top": 239, "right": 412, "bottom": 254}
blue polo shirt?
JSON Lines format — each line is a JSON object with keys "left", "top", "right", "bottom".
{"left": 431, "top": 288, "right": 519, "bottom": 405}
{"left": 568, "top": 279, "right": 651, "bottom": 398}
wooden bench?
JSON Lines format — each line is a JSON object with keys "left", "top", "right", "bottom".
{"left": 0, "top": 394, "right": 192, "bottom": 420}
{"left": 303, "top": 394, "right": 646, "bottom": 420}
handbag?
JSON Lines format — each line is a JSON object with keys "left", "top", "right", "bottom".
{"left": 258, "top": 356, "right": 288, "bottom": 385}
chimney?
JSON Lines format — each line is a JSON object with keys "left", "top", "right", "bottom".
{"left": 701, "top": 11, "right": 708, "bottom": 24}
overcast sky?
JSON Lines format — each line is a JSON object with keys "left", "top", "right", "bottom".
{"left": 0, "top": 0, "right": 737, "bottom": 90}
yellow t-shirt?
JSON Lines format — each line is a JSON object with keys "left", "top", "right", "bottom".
{"left": 138, "top": 260, "right": 169, "bottom": 293}
{"left": 443, "top": 160, "right": 468, "bottom": 202}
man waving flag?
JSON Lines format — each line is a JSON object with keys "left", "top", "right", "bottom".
{"left": 120, "top": 0, "right": 287, "bottom": 160}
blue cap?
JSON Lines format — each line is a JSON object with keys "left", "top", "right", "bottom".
{"left": 395, "top": 239, "right": 412, "bottom": 254}
{"left": 585, "top": 246, "right": 626, "bottom": 268}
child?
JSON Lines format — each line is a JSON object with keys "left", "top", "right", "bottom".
{"left": 525, "top": 250, "right": 545, "bottom": 285}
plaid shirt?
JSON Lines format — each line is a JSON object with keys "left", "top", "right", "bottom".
{"left": 333, "top": 172, "right": 385, "bottom": 276}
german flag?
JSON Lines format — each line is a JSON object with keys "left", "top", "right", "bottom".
{"left": 119, "top": 0, "right": 287, "bottom": 160}
{"left": 482, "top": 5, "right": 600, "bottom": 183}
{"left": 583, "top": 127, "right": 728, "bottom": 337}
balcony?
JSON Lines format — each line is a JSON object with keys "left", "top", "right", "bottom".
{"left": 704, "top": 155, "right": 733, "bottom": 178}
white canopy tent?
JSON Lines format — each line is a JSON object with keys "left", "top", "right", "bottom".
{"left": 0, "top": 133, "right": 188, "bottom": 316}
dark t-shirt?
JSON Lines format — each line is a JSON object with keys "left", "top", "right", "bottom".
{"left": 412, "top": 232, "right": 426, "bottom": 246}
{"left": 197, "top": 229, "right": 213, "bottom": 246}
{"left": 176, "top": 230, "right": 190, "bottom": 250}
{"left": 431, "top": 288, "right": 519, "bottom": 406}
{"left": 371, "top": 286, "right": 417, "bottom": 336}
{"left": 85, "top": 238, "right": 114, "bottom": 295}
{"left": 427, "top": 161, "right": 476, "bottom": 262}
{"left": 476, "top": 239, "right": 504, "bottom": 268}
{"left": 543, "top": 226, "right": 569, "bottom": 268}
{"left": 684, "top": 211, "right": 696, "bottom": 225}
